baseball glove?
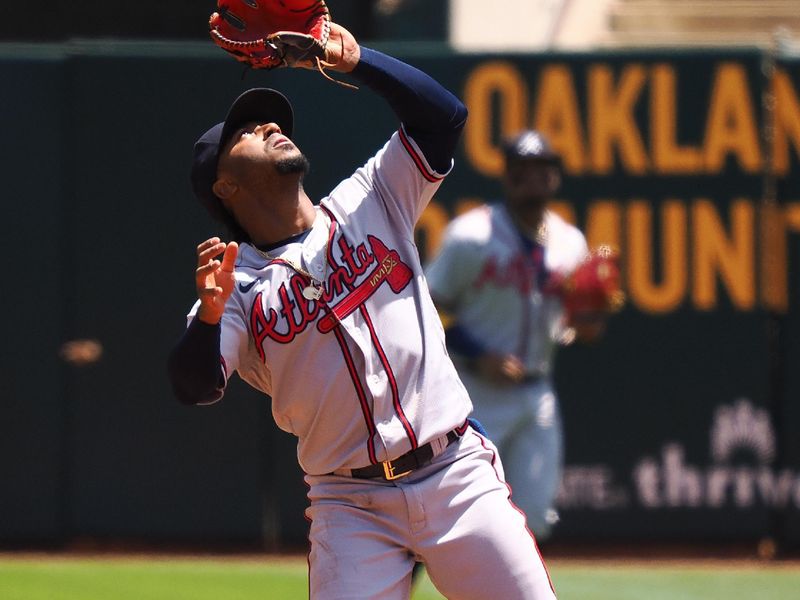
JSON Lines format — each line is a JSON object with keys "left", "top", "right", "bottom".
{"left": 551, "top": 245, "right": 625, "bottom": 326}
{"left": 209, "top": 0, "right": 331, "bottom": 70}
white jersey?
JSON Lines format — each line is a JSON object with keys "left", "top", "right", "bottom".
{"left": 187, "top": 129, "right": 472, "bottom": 475}
{"left": 425, "top": 203, "right": 588, "bottom": 377}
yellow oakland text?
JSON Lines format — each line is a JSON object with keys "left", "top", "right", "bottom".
{"left": 463, "top": 61, "right": 800, "bottom": 177}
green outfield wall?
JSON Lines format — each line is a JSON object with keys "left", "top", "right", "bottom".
{"left": 3, "top": 41, "right": 800, "bottom": 550}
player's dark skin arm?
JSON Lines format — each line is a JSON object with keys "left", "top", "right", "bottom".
{"left": 439, "top": 319, "right": 526, "bottom": 384}
{"left": 168, "top": 238, "right": 237, "bottom": 405}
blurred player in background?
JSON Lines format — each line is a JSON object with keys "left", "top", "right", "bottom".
{"left": 425, "top": 129, "right": 612, "bottom": 540}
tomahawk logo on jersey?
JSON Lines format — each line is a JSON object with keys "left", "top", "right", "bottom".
{"left": 249, "top": 228, "right": 414, "bottom": 348}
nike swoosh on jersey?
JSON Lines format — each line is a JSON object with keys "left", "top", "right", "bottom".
{"left": 238, "top": 279, "right": 259, "bottom": 293}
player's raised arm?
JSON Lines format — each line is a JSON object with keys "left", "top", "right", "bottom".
{"left": 298, "top": 21, "right": 467, "bottom": 171}
{"left": 341, "top": 27, "right": 468, "bottom": 173}
{"left": 167, "top": 238, "right": 238, "bottom": 406}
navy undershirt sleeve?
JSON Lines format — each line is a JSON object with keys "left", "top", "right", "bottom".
{"left": 351, "top": 47, "right": 468, "bottom": 173}
{"left": 167, "top": 317, "right": 226, "bottom": 405}
{"left": 444, "top": 323, "right": 487, "bottom": 360}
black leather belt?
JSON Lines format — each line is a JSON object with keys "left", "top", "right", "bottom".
{"left": 346, "top": 429, "right": 461, "bottom": 481}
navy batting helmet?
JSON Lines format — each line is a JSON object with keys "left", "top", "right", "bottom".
{"left": 502, "top": 130, "right": 560, "bottom": 164}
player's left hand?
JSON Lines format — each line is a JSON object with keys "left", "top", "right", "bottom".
{"left": 195, "top": 237, "right": 238, "bottom": 325}
{"left": 569, "top": 311, "right": 607, "bottom": 343}
{"left": 313, "top": 22, "right": 360, "bottom": 73}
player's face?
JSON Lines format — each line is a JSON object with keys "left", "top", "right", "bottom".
{"left": 502, "top": 159, "right": 560, "bottom": 205}
{"left": 220, "top": 120, "right": 304, "bottom": 176}
{"left": 502, "top": 158, "right": 561, "bottom": 227}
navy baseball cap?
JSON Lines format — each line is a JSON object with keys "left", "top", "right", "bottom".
{"left": 191, "top": 88, "right": 294, "bottom": 222}
{"left": 502, "top": 130, "right": 559, "bottom": 164}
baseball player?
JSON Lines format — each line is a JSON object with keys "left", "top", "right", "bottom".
{"left": 167, "top": 23, "right": 556, "bottom": 600}
{"left": 425, "top": 130, "right": 602, "bottom": 541}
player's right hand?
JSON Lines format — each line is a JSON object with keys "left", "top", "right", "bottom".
{"left": 195, "top": 237, "right": 239, "bottom": 325}
{"left": 476, "top": 352, "right": 525, "bottom": 385}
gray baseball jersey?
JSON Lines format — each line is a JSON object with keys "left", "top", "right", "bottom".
{"left": 187, "top": 130, "right": 472, "bottom": 475}
{"left": 425, "top": 203, "right": 588, "bottom": 538}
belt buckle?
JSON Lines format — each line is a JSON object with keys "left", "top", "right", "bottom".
{"left": 382, "top": 459, "right": 411, "bottom": 481}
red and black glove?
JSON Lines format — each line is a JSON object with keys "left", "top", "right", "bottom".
{"left": 550, "top": 245, "right": 625, "bottom": 329}
{"left": 209, "top": 0, "right": 331, "bottom": 69}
